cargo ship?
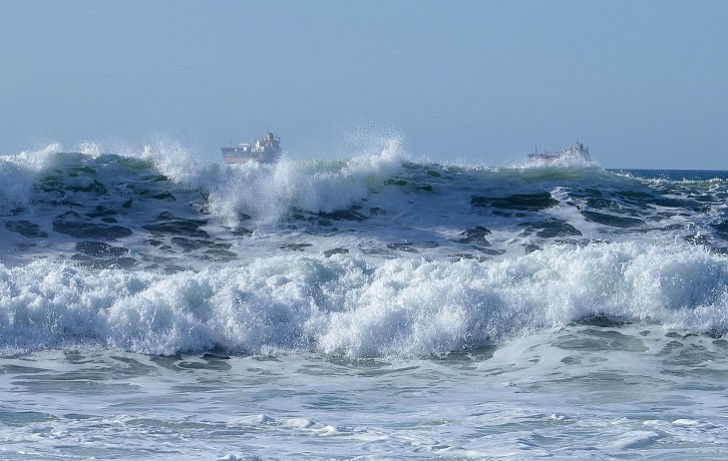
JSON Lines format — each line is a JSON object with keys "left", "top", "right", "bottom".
{"left": 222, "top": 131, "right": 281, "bottom": 164}
{"left": 528, "top": 141, "right": 590, "bottom": 163}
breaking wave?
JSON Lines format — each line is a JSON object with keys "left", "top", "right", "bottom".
{"left": 1, "top": 141, "right": 728, "bottom": 357}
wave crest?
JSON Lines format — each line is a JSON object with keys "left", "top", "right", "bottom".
{"left": 2, "top": 241, "right": 727, "bottom": 357}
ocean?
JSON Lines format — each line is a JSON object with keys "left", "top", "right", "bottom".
{"left": 2, "top": 141, "right": 728, "bottom": 460}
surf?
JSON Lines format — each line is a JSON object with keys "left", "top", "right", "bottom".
{"left": 2, "top": 142, "right": 728, "bottom": 357}
{"left": 1, "top": 239, "right": 726, "bottom": 358}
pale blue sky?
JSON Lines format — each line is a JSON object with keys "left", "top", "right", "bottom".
{"left": 1, "top": 1, "right": 727, "bottom": 169}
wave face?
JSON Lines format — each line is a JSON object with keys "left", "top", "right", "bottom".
{"left": 2, "top": 144, "right": 728, "bottom": 356}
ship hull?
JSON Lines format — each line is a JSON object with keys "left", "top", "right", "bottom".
{"left": 222, "top": 148, "right": 280, "bottom": 164}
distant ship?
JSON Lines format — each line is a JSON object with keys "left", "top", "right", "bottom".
{"left": 222, "top": 131, "right": 281, "bottom": 164}
{"left": 528, "top": 141, "right": 590, "bottom": 163}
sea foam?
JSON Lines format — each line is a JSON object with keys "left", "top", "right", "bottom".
{"left": 1, "top": 240, "right": 727, "bottom": 357}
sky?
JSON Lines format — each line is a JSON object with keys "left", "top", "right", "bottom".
{"left": 1, "top": 0, "right": 727, "bottom": 169}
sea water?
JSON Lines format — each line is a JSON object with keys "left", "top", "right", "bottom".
{"left": 1, "top": 141, "right": 728, "bottom": 459}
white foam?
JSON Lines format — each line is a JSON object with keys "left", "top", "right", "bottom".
{"left": 605, "top": 430, "right": 662, "bottom": 449}
{"left": 280, "top": 418, "right": 316, "bottom": 429}
{"left": 1, "top": 240, "right": 727, "bottom": 357}
{"left": 672, "top": 419, "right": 719, "bottom": 429}
{"left": 231, "top": 414, "right": 275, "bottom": 426}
